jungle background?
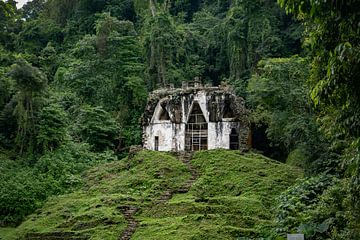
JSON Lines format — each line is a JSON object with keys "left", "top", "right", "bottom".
{"left": 0, "top": 0, "right": 359, "bottom": 239}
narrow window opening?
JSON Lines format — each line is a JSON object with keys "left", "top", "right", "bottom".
{"left": 230, "top": 128, "right": 239, "bottom": 150}
{"left": 155, "top": 136, "right": 159, "bottom": 151}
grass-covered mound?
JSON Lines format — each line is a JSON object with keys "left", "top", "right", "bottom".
{"left": 2, "top": 150, "right": 302, "bottom": 239}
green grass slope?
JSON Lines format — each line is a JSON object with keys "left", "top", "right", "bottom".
{"left": 2, "top": 150, "right": 302, "bottom": 240}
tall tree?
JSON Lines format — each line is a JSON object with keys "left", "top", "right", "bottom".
{"left": 143, "top": 10, "right": 180, "bottom": 89}
{"left": 9, "top": 59, "right": 47, "bottom": 154}
{"left": 57, "top": 13, "right": 146, "bottom": 145}
{"left": 224, "top": 6, "right": 248, "bottom": 86}
{"left": 0, "top": 0, "right": 19, "bottom": 50}
{"left": 21, "top": 0, "right": 46, "bottom": 20}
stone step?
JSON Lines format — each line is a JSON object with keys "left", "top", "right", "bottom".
{"left": 118, "top": 205, "right": 139, "bottom": 240}
{"left": 176, "top": 188, "right": 189, "bottom": 193}
{"left": 25, "top": 232, "right": 89, "bottom": 240}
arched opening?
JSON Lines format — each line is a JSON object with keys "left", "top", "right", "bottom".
{"left": 157, "top": 106, "right": 170, "bottom": 121}
{"left": 185, "top": 102, "right": 208, "bottom": 151}
{"left": 229, "top": 128, "right": 239, "bottom": 150}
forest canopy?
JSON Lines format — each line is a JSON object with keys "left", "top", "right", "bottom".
{"left": 0, "top": 0, "right": 359, "bottom": 239}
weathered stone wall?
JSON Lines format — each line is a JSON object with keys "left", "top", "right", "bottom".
{"left": 208, "top": 122, "right": 240, "bottom": 149}
{"left": 143, "top": 123, "right": 185, "bottom": 151}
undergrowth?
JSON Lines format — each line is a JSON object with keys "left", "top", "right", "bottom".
{"left": 1, "top": 150, "right": 302, "bottom": 239}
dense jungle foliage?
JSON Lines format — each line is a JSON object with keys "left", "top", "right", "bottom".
{"left": 0, "top": 0, "right": 359, "bottom": 239}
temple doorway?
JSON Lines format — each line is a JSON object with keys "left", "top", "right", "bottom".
{"left": 229, "top": 128, "right": 239, "bottom": 150}
{"left": 185, "top": 102, "right": 208, "bottom": 151}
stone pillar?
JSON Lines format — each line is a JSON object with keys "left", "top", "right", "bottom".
{"left": 194, "top": 77, "right": 201, "bottom": 88}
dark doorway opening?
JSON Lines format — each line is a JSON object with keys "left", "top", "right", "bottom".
{"left": 185, "top": 102, "right": 208, "bottom": 151}
{"left": 229, "top": 128, "right": 239, "bottom": 150}
{"left": 155, "top": 136, "right": 159, "bottom": 151}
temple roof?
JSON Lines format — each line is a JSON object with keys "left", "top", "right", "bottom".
{"left": 141, "top": 81, "right": 249, "bottom": 126}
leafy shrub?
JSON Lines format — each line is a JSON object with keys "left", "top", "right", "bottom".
{"left": 275, "top": 175, "right": 336, "bottom": 236}
{"left": 296, "top": 180, "right": 350, "bottom": 239}
{"left": 34, "top": 142, "right": 116, "bottom": 188}
{"left": 0, "top": 143, "right": 117, "bottom": 225}
{"left": 276, "top": 175, "right": 359, "bottom": 239}
{"left": 286, "top": 145, "right": 308, "bottom": 168}
{"left": 0, "top": 168, "right": 50, "bottom": 225}
{"left": 0, "top": 155, "right": 51, "bottom": 226}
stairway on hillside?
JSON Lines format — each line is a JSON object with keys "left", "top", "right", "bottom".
{"left": 118, "top": 151, "right": 198, "bottom": 240}
{"left": 175, "top": 151, "right": 198, "bottom": 194}
{"left": 25, "top": 232, "right": 89, "bottom": 240}
{"left": 157, "top": 151, "right": 197, "bottom": 202}
{"left": 118, "top": 206, "right": 138, "bottom": 240}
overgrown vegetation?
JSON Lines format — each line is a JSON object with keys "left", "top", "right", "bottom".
{"left": 0, "top": 0, "right": 359, "bottom": 238}
{"left": 1, "top": 150, "right": 302, "bottom": 239}
{"left": 0, "top": 143, "right": 116, "bottom": 225}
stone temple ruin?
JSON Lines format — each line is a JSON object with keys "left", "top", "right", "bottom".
{"left": 141, "top": 80, "right": 250, "bottom": 152}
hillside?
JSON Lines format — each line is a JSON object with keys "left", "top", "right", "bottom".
{"left": 1, "top": 150, "right": 302, "bottom": 240}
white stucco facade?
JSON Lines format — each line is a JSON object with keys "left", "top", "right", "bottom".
{"left": 142, "top": 83, "right": 249, "bottom": 152}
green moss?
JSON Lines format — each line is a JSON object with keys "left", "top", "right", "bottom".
{"left": 191, "top": 150, "right": 302, "bottom": 206}
{"left": 8, "top": 150, "right": 302, "bottom": 239}
{"left": 136, "top": 150, "right": 302, "bottom": 239}
{"left": 0, "top": 228, "right": 17, "bottom": 239}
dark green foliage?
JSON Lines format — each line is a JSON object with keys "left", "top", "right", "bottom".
{"left": 276, "top": 176, "right": 358, "bottom": 239}
{"left": 0, "top": 0, "right": 357, "bottom": 236}
{"left": 0, "top": 48, "right": 17, "bottom": 146}
{"left": 170, "top": 0, "right": 201, "bottom": 22}
{"left": 248, "top": 57, "right": 328, "bottom": 167}
{"left": 58, "top": 13, "right": 146, "bottom": 109}
{"left": 9, "top": 60, "right": 47, "bottom": 154}
{"left": 9, "top": 59, "right": 47, "bottom": 93}
{"left": 44, "top": 0, "right": 78, "bottom": 26}
{"left": 276, "top": 175, "right": 335, "bottom": 234}
{"left": 105, "top": 0, "right": 136, "bottom": 22}
{"left": 0, "top": 143, "right": 117, "bottom": 225}
{"left": 72, "top": 105, "right": 118, "bottom": 151}
{"left": 0, "top": 0, "right": 19, "bottom": 50}
{"left": 278, "top": 0, "right": 360, "bottom": 237}
{"left": 36, "top": 103, "right": 68, "bottom": 153}
{"left": 0, "top": 163, "right": 50, "bottom": 225}
{"left": 120, "top": 111, "right": 143, "bottom": 147}
{"left": 143, "top": 11, "right": 180, "bottom": 89}
{"left": 18, "top": 18, "right": 63, "bottom": 53}
{"left": 0, "top": 48, "right": 15, "bottom": 110}
{"left": 39, "top": 43, "right": 59, "bottom": 81}
{"left": 55, "top": 13, "right": 146, "bottom": 147}
{"left": 34, "top": 142, "right": 116, "bottom": 187}
{"left": 0, "top": 99, "right": 17, "bottom": 148}
{"left": 21, "top": 0, "right": 46, "bottom": 20}
{"left": 224, "top": 6, "right": 249, "bottom": 94}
